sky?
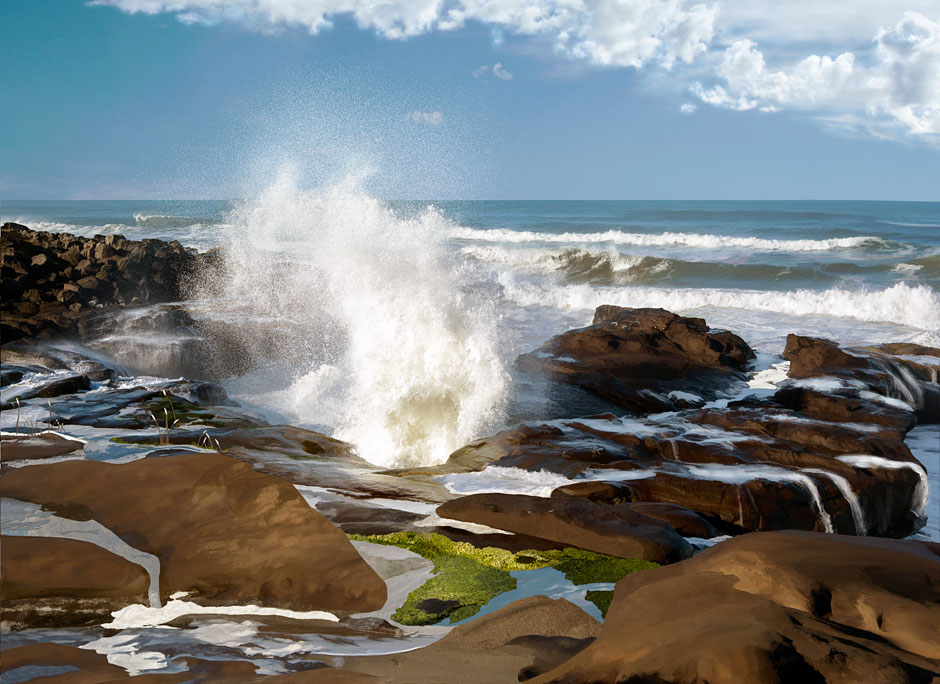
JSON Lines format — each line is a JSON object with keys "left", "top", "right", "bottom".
{"left": 1, "top": 0, "right": 939, "bottom": 200}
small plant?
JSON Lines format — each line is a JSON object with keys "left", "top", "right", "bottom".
{"left": 150, "top": 408, "right": 179, "bottom": 446}
{"left": 198, "top": 430, "right": 224, "bottom": 453}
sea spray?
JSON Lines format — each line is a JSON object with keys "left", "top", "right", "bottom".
{"left": 204, "top": 175, "right": 509, "bottom": 467}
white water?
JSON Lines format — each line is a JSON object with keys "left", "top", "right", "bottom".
{"left": 448, "top": 226, "right": 888, "bottom": 252}
{"left": 203, "top": 175, "right": 510, "bottom": 467}
{"left": 836, "top": 454, "right": 929, "bottom": 522}
{"left": 103, "top": 600, "right": 339, "bottom": 630}
{"left": 497, "top": 276, "right": 940, "bottom": 333}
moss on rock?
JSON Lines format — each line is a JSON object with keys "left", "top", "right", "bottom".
{"left": 585, "top": 590, "right": 614, "bottom": 618}
{"left": 392, "top": 555, "right": 516, "bottom": 626}
{"left": 350, "top": 531, "right": 657, "bottom": 626}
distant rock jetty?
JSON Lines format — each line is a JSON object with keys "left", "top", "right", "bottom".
{"left": 0, "top": 222, "right": 219, "bottom": 342}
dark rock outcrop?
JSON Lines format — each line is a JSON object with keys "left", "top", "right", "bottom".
{"left": 0, "top": 452, "right": 387, "bottom": 612}
{"left": 518, "top": 307, "right": 755, "bottom": 415}
{"left": 0, "top": 222, "right": 219, "bottom": 342}
{"left": 784, "top": 334, "right": 940, "bottom": 423}
{"left": 532, "top": 532, "right": 940, "bottom": 684}
{"left": 1, "top": 535, "right": 150, "bottom": 629}
{"left": 436, "top": 493, "right": 694, "bottom": 563}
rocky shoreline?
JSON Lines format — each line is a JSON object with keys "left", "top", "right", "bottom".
{"left": 1, "top": 223, "right": 938, "bottom": 683}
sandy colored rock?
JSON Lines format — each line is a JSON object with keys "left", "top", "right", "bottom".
{"left": 0, "top": 451, "right": 386, "bottom": 612}
{"left": 437, "top": 493, "right": 693, "bottom": 563}
{"left": 532, "top": 531, "right": 940, "bottom": 684}
{"left": 339, "top": 595, "right": 600, "bottom": 683}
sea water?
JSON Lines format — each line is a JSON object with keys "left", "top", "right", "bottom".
{"left": 4, "top": 190, "right": 939, "bottom": 470}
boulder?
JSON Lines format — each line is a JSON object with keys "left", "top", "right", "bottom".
{"left": 532, "top": 532, "right": 940, "bottom": 684}
{"left": 0, "top": 452, "right": 386, "bottom": 612}
{"left": 784, "top": 334, "right": 940, "bottom": 423}
{"left": 0, "top": 432, "right": 85, "bottom": 462}
{"left": 1, "top": 536, "right": 150, "bottom": 629}
{"left": 518, "top": 307, "right": 755, "bottom": 415}
{"left": 340, "top": 595, "right": 600, "bottom": 683}
{"left": 436, "top": 493, "right": 693, "bottom": 563}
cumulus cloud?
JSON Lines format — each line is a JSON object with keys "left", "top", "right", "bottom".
{"left": 475, "top": 62, "right": 514, "bottom": 80}
{"left": 691, "top": 12, "right": 940, "bottom": 140}
{"left": 94, "top": 0, "right": 940, "bottom": 145}
{"left": 492, "top": 62, "right": 513, "bottom": 80}
{"left": 93, "top": 0, "right": 718, "bottom": 69}
{"left": 406, "top": 110, "right": 444, "bottom": 125}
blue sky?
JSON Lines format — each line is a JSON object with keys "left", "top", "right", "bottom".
{"left": 2, "top": 0, "right": 939, "bottom": 200}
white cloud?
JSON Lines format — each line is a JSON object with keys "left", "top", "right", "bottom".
{"left": 406, "top": 110, "right": 444, "bottom": 125}
{"left": 691, "top": 12, "right": 940, "bottom": 140}
{"left": 94, "top": 0, "right": 940, "bottom": 146}
{"left": 680, "top": 102, "right": 697, "bottom": 113}
{"left": 94, "top": 0, "right": 718, "bottom": 69}
{"left": 492, "top": 62, "right": 514, "bottom": 80}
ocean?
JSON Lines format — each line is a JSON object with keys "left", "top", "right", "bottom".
{"left": 3, "top": 192, "right": 939, "bottom": 475}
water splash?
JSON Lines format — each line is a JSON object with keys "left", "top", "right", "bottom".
{"left": 205, "top": 174, "right": 509, "bottom": 467}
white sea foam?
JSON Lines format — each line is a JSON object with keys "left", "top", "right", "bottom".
{"left": 836, "top": 454, "right": 928, "bottom": 520}
{"left": 80, "top": 634, "right": 167, "bottom": 676}
{"left": 682, "top": 463, "right": 834, "bottom": 533}
{"left": 892, "top": 263, "right": 924, "bottom": 275}
{"left": 207, "top": 174, "right": 509, "bottom": 467}
{"left": 449, "top": 226, "right": 888, "bottom": 252}
{"left": 436, "top": 466, "right": 574, "bottom": 497}
{"left": 103, "top": 600, "right": 339, "bottom": 629}
{"left": 498, "top": 277, "right": 940, "bottom": 332}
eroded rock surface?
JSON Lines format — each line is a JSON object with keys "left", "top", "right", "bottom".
{"left": 1, "top": 535, "right": 150, "bottom": 629}
{"left": 517, "top": 307, "right": 755, "bottom": 414}
{"left": 532, "top": 531, "right": 940, "bottom": 684}
{"left": 0, "top": 452, "right": 386, "bottom": 612}
{"left": 437, "top": 493, "right": 693, "bottom": 563}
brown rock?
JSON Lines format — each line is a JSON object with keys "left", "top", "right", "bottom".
{"left": 518, "top": 307, "right": 755, "bottom": 415}
{"left": 437, "top": 493, "right": 693, "bottom": 563}
{"left": 340, "top": 596, "right": 600, "bottom": 684}
{"left": 1, "top": 535, "right": 150, "bottom": 629}
{"left": 0, "top": 432, "right": 85, "bottom": 461}
{"left": 533, "top": 531, "right": 940, "bottom": 684}
{"left": 1, "top": 535, "right": 149, "bottom": 602}
{"left": 0, "top": 452, "right": 387, "bottom": 612}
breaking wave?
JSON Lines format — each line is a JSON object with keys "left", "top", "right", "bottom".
{"left": 449, "top": 226, "right": 895, "bottom": 252}
{"left": 202, "top": 174, "right": 510, "bottom": 467}
{"left": 498, "top": 278, "right": 940, "bottom": 332}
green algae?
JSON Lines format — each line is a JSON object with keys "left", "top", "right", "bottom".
{"left": 585, "top": 590, "right": 615, "bottom": 618}
{"left": 349, "top": 531, "right": 657, "bottom": 625}
{"left": 392, "top": 555, "right": 516, "bottom": 625}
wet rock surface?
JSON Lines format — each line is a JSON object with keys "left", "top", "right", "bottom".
{"left": 517, "top": 306, "right": 755, "bottom": 414}
{"left": 1, "top": 536, "right": 150, "bottom": 630}
{"left": 437, "top": 493, "right": 693, "bottom": 563}
{"left": 0, "top": 452, "right": 387, "bottom": 613}
{"left": 785, "top": 334, "right": 940, "bottom": 423}
{"left": 531, "top": 531, "right": 940, "bottom": 684}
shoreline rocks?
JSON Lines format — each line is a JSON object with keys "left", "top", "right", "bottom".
{"left": 532, "top": 532, "right": 940, "bottom": 684}
{"left": 1, "top": 536, "right": 150, "bottom": 630}
{"left": 0, "top": 451, "right": 387, "bottom": 613}
{"left": 517, "top": 307, "right": 755, "bottom": 414}
{"left": 1, "top": 222, "right": 219, "bottom": 343}
{"left": 436, "top": 493, "right": 693, "bottom": 564}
